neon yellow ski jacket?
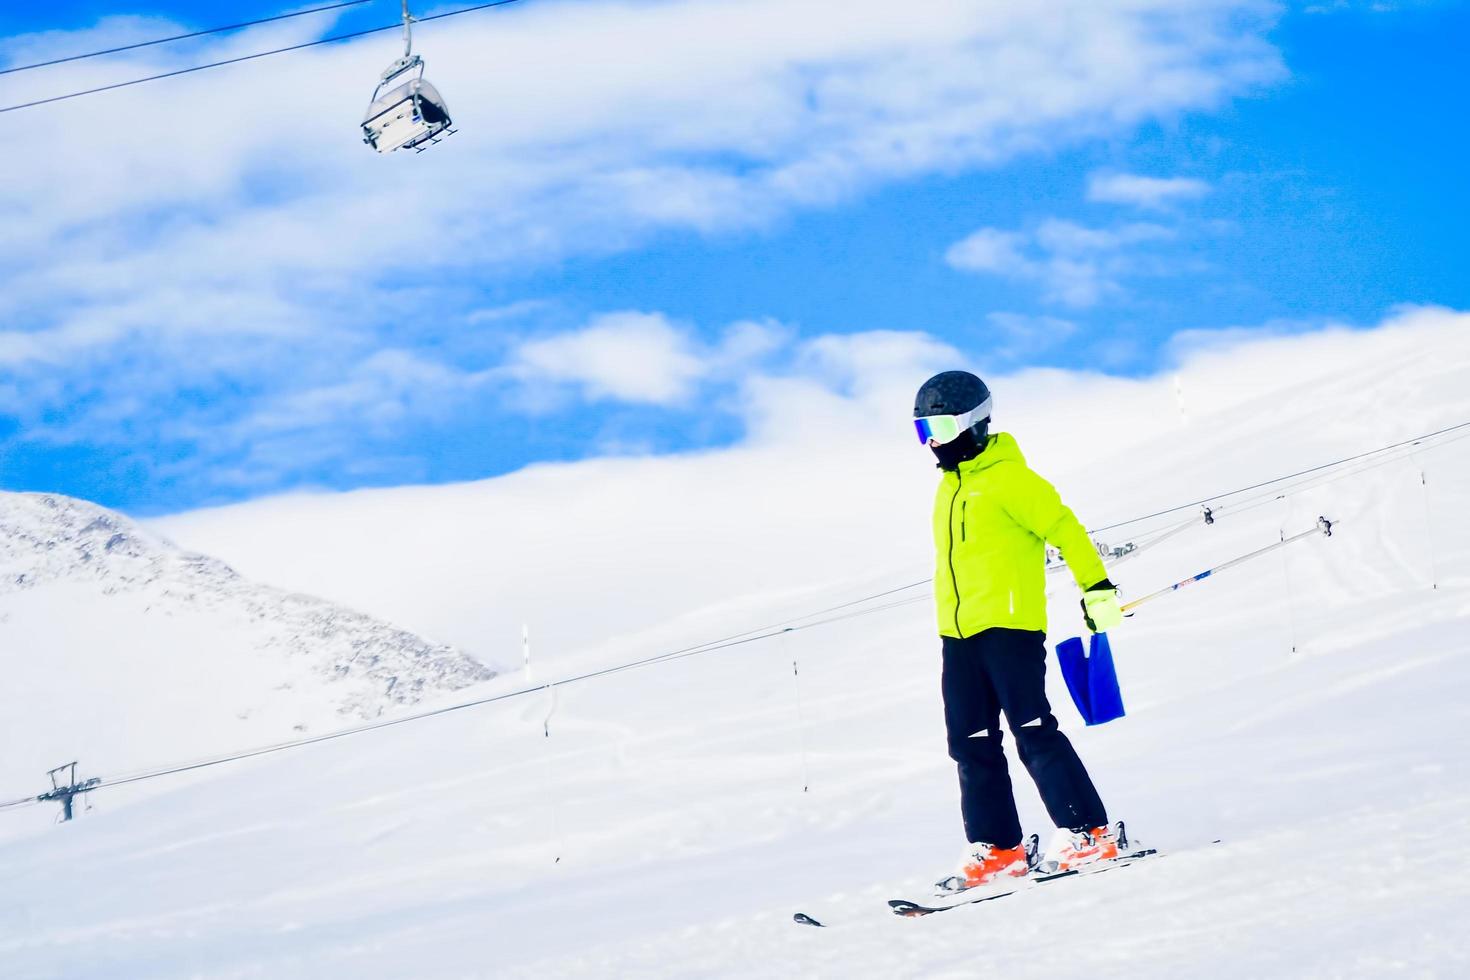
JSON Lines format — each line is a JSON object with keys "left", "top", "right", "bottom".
{"left": 931, "top": 432, "right": 1108, "bottom": 639}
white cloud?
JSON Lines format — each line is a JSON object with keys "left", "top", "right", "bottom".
{"left": 507, "top": 313, "right": 795, "bottom": 412}
{"left": 464, "top": 300, "right": 552, "bottom": 325}
{"left": 741, "top": 330, "right": 963, "bottom": 445}
{"left": 1035, "top": 219, "right": 1175, "bottom": 252}
{"left": 944, "top": 229, "right": 1033, "bottom": 276}
{"left": 1087, "top": 172, "right": 1213, "bottom": 209}
{"left": 241, "top": 350, "right": 475, "bottom": 435}
{"left": 510, "top": 313, "right": 707, "bottom": 406}
{"left": 798, "top": 330, "right": 962, "bottom": 397}
{"left": 119, "top": 349, "right": 495, "bottom": 491}
{"left": 947, "top": 218, "right": 1177, "bottom": 307}
{"left": 711, "top": 319, "right": 792, "bottom": 370}
{"left": 985, "top": 312, "right": 1079, "bottom": 356}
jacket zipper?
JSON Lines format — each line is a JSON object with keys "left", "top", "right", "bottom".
{"left": 947, "top": 471, "right": 964, "bottom": 637}
{"left": 961, "top": 500, "right": 967, "bottom": 541}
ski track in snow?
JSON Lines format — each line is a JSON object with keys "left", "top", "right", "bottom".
{"left": 3, "top": 320, "right": 1470, "bottom": 977}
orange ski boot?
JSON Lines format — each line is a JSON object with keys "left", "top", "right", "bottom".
{"left": 934, "top": 840, "right": 1031, "bottom": 895}
{"left": 1041, "top": 824, "right": 1121, "bottom": 873}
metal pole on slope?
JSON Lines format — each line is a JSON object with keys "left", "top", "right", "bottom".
{"left": 1119, "top": 516, "right": 1337, "bottom": 615}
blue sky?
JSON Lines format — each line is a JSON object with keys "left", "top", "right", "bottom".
{"left": 1, "top": 0, "right": 1466, "bottom": 514}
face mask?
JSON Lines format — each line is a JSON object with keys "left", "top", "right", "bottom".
{"left": 930, "top": 425, "right": 989, "bottom": 470}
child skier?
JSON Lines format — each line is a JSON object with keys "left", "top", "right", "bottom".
{"left": 913, "top": 370, "right": 1125, "bottom": 894}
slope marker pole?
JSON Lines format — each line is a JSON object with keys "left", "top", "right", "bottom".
{"left": 1416, "top": 458, "right": 1439, "bottom": 590}
{"left": 783, "top": 629, "right": 812, "bottom": 795}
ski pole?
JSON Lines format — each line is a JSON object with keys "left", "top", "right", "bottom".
{"left": 1119, "top": 516, "right": 1335, "bottom": 614}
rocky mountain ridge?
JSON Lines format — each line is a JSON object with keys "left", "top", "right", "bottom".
{"left": 0, "top": 491, "right": 496, "bottom": 720}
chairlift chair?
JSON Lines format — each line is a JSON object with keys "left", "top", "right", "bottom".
{"left": 362, "top": 2, "right": 453, "bottom": 153}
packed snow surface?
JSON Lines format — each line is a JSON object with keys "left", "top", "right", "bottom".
{"left": 3, "top": 313, "right": 1470, "bottom": 977}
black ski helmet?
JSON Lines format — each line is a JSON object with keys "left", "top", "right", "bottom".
{"left": 914, "top": 370, "right": 992, "bottom": 441}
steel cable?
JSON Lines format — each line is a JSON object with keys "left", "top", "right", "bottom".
{"left": 0, "top": 0, "right": 528, "bottom": 115}
{"left": 0, "top": 1, "right": 373, "bottom": 77}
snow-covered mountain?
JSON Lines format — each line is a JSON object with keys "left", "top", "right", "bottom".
{"left": 0, "top": 492, "right": 495, "bottom": 795}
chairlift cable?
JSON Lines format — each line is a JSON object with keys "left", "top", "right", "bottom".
{"left": 0, "top": 0, "right": 527, "bottom": 116}
{"left": 0, "top": 0, "right": 373, "bottom": 77}
{"left": 1098, "top": 425, "right": 1468, "bottom": 550}
{"left": 1084, "top": 425, "right": 1470, "bottom": 548}
{"left": 74, "top": 607, "right": 913, "bottom": 795}
{"left": 58, "top": 594, "right": 937, "bottom": 799}
{"left": 1087, "top": 417, "right": 1470, "bottom": 535}
{"left": 668, "top": 575, "right": 934, "bottom": 654}
{"left": 1225, "top": 426, "right": 1470, "bottom": 515}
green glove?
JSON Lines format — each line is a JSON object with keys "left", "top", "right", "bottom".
{"left": 1080, "top": 578, "right": 1123, "bottom": 633}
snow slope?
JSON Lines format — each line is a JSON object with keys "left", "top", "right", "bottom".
{"left": 2, "top": 311, "right": 1470, "bottom": 977}
{"left": 0, "top": 492, "right": 495, "bottom": 797}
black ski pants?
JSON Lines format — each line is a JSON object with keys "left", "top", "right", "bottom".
{"left": 941, "top": 627, "right": 1106, "bottom": 848}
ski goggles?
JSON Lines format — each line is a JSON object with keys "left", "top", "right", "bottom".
{"left": 913, "top": 396, "right": 991, "bottom": 445}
